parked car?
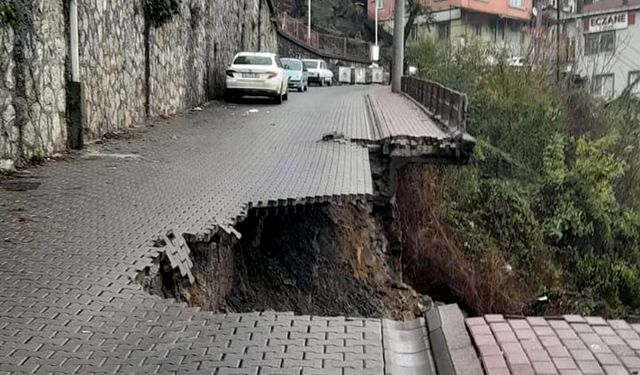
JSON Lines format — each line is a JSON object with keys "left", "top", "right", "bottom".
{"left": 302, "top": 59, "right": 333, "bottom": 86}
{"left": 281, "top": 58, "right": 309, "bottom": 92}
{"left": 225, "top": 52, "right": 289, "bottom": 104}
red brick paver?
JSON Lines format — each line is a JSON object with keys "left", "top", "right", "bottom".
{"left": 467, "top": 315, "right": 640, "bottom": 375}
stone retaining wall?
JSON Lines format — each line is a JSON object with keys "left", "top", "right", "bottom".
{"left": 0, "top": 0, "right": 277, "bottom": 165}
{"left": 1, "top": 26, "right": 16, "bottom": 167}
{"left": 0, "top": 0, "right": 67, "bottom": 166}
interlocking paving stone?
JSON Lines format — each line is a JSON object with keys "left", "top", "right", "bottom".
{"left": 365, "top": 87, "right": 448, "bottom": 142}
{"left": 0, "top": 86, "right": 454, "bottom": 374}
{"left": 468, "top": 315, "right": 640, "bottom": 374}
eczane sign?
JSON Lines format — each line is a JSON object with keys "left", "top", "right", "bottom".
{"left": 587, "top": 12, "right": 628, "bottom": 33}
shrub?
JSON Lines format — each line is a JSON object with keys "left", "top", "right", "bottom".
{"left": 0, "top": 1, "right": 21, "bottom": 27}
{"left": 144, "top": 0, "right": 181, "bottom": 27}
{"left": 404, "top": 38, "right": 640, "bottom": 316}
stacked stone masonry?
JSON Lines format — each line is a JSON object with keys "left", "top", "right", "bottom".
{"left": 0, "top": 26, "right": 15, "bottom": 164}
{"left": 0, "top": 0, "right": 277, "bottom": 163}
{"left": 0, "top": 0, "right": 67, "bottom": 164}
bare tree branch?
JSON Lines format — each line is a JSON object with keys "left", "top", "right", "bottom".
{"left": 404, "top": 0, "right": 430, "bottom": 44}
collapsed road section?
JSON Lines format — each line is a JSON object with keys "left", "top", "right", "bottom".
{"left": 0, "top": 82, "right": 479, "bottom": 374}
{"left": 137, "top": 81, "right": 475, "bottom": 321}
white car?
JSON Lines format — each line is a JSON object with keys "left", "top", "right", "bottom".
{"left": 225, "top": 52, "right": 289, "bottom": 104}
{"left": 302, "top": 59, "right": 333, "bottom": 86}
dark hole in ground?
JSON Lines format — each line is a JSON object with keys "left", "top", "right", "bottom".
{"left": 143, "top": 202, "right": 425, "bottom": 320}
{"left": 225, "top": 205, "right": 382, "bottom": 317}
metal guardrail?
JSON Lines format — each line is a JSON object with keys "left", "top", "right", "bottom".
{"left": 401, "top": 76, "right": 468, "bottom": 134}
{"left": 280, "top": 14, "right": 370, "bottom": 61}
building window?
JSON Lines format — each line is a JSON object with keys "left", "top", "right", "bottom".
{"left": 584, "top": 31, "right": 615, "bottom": 55}
{"left": 509, "top": 0, "right": 524, "bottom": 8}
{"left": 592, "top": 74, "right": 614, "bottom": 97}
{"left": 411, "top": 24, "right": 419, "bottom": 41}
{"left": 438, "top": 22, "right": 450, "bottom": 40}
{"left": 472, "top": 24, "right": 481, "bottom": 37}
{"left": 567, "top": 37, "right": 576, "bottom": 62}
{"left": 377, "top": 0, "right": 384, "bottom": 9}
{"left": 629, "top": 71, "right": 640, "bottom": 94}
{"left": 490, "top": 20, "right": 497, "bottom": 41}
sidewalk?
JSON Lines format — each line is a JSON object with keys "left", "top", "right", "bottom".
{"left": 0, "top": 86, "right": 458, "bottom": 374}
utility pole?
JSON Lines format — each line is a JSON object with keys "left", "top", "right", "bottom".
{"left": 392, "top": 0, "right": 405, "bottom": 92}
{"left": 308, "top": 0, "right": 312, "bottom": 42}
{"left": 375, "top": 0, "right": 379, "bottom": 46}
{"left": 535, "top": 0, "right": 542, "bottom": 60}
{"left": 70, "top": 0, "right": 80, "bottom": 82}
{"left": 556, "top": 0, "right": 561, "bottom": 82}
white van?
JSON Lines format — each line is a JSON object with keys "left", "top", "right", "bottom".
{"left": 302, "top": 59, "right": 334, "bottom": 86}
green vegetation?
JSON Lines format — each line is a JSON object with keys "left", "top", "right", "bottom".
{"left": 407, "top": 39, "right": 640, "bottom": 316}
{"left": 144, "top": 0, "right": 181, "bottom": 28}
{"left": 0, "top": 1, "right": 21, "bottom": 28}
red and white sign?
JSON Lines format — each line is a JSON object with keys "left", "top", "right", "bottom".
{"left": 586, "top": 12, "right": 628, "bottom": 33}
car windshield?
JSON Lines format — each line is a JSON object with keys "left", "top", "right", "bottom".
{"left": 303, "top": 60, "right": 318, "bottom": 69}
{"left": 233, "top": 55, "right": 272, "bottom": 65}
{"left": 282, "top": 59, "right": 301, "bottom": 71}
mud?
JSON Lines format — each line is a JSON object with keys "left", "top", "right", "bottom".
{"left": 145, "top": 202, "right": 425, "bottom": 320}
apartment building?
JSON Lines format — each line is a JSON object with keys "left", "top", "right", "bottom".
{"left": 564, "top": 0, "right": 640, "bottom": 97}
{"left": 368, "top": 0, "right": 533, "bottom": 56}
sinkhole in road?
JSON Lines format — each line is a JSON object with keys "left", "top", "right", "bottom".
{"left": 139, "top": 201, "right": 427, "bottom": 320}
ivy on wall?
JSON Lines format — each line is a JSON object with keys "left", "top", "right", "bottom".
{"left": 144, "top": 0, "right": 181, "bottom": 28}
{"left": 0, "top": 1, "right": 21, "bottom": 27}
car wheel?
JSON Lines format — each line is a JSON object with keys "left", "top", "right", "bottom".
{"left": 224, "top": 91, "right": 234, "bottom": 103}
{"left": 298, "top": 86, "right": 303, "bottom": 92}
{"left": 283, "top": 90, "right": 289, "bottom": 101}
{"left": 274, "top": 93, "right": 283, "bottom": 104}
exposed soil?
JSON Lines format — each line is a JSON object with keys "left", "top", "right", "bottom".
{"left": 148, "top": 202, "right": 425, "bottom": 320}
{"left": 396, "top": 164, "right": 526, "bottom": 315}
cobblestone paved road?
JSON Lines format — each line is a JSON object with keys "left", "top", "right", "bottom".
{"left": 0, "top": 86, "right": 445, "bottom": 374}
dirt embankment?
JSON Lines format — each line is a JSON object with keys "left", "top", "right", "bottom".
{"left": 396, "top": 164, "right": 527, "bottom": 315}
{"left": 147, "top": 202, "right": 425, "bottom": 320}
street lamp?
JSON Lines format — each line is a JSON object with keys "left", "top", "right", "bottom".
{"left": 375, "top": 0, "right": 379, "bottom": 47}
{"left": 308, "top": 0, "right": 311, "bottom": 42}
{"left": 392, "top": 0, "right": 405, "bottom": 92}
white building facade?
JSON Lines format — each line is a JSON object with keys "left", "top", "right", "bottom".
{"left": 566, "top": 4, "right": 640, "bottom": 97}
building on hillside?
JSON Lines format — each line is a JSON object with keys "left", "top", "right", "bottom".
{"left": 563, "top": 0, "right": 640, "bottom": 97}
{"left": 368, "top": 0, "right": 533, "bottom": 57}
{"left": 423, "top": 0, "right": 533, "bottom": 55}
{"left": 366, "top": 0, "right": 431, "bottom": 32}
{"left": 367, "top": 0, "right": 396, "bottom": 27}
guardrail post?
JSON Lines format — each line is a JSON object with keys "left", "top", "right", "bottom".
{"left": 399, "top": 76, "right": 468, "bottom": 133}
{"left": 449, "top": 92, "right": 455, "bottom": 129}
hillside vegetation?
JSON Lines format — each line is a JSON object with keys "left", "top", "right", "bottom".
{"left": 273, "top": 0, "right": 393, "bottom": 44}
{"left": 403, "top": 39, "right": 640, "bottom": 317}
